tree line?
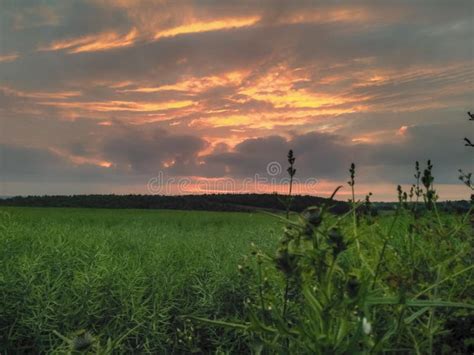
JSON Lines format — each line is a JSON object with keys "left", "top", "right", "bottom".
{"left": 0, "top": 193, "right": 354, "bottom": 214}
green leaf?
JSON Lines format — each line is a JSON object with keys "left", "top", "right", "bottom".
{"left": 366, "top": 296, "right": 474, "bottom": 309}
{"left": 187, "top": 316, "right": 249, "bottom": 331}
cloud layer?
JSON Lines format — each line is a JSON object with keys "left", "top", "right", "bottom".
{"left": 1, "top": 0, "right": 473, "bottom": 199}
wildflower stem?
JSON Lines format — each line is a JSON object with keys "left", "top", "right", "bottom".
{"left": 286, "top": 176, "right": 293, "bottom": 220}
{"left": 351, "top": 183, "right": 358, "bottom": 251}
{"left": 348, "top": 163, "right": 360, "bottom": 252}
{"left": 286, "top": 150, "right": 296, "bottom": 219}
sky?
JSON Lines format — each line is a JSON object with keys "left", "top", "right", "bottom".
{"left": 0, "top": 0, "right": 473, "bottom": 200}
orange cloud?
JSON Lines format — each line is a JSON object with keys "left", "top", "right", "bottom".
{"left": 118, "top": 70, "right": 247, "bottom": 94}
{"left": 38, "top": 15, "right": 258, "bottom": 55}
{"left": 49, "top": 148, "right": 113, "bottom": 168}
{"left": 0, "top": 86, "right": 81, "bottom": 99}
{"left": 98, "top": 120, "right": 113, "bottom": 126}
{"left": 0, "top": 53, "right": 19, "bottom": 63}
{"left": 154, "top": 16, "right": 260, "bottom": 40}
{"left": 239, "top": 66, "right": 350, "bottom": 109}
{"left": 397, "top": 125, "right": 409, "bottom": 135}
{"left": 154, "top": 64, "right": 363, "bottom": 130}
{"left": 39, "top": 99, "right": 194, "bottom": 112}
{"left": 191, "top": 113, "right": 312, "bottom": 129}
{"left": 351, "top": 137, "right": 372, "bottom": 143}
{"left": 279, "top": 7, "right": 378, "bottom": 26}
{"left": 271, "top": 4, "right": 408, "bottom": 28}
{"left": 189, "top": 106, "right": 361, "bottom": 130}
{"left": 39, "top": 28, "right": 138, "bottom": 54}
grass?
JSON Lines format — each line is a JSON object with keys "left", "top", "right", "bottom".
{"left": 0, "top": 207, "right": 278, "bottom": 353}
{"left": 0, "top": 198, "right": 472, "bottom": 353}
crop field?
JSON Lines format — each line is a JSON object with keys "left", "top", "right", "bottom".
{"left": 0, "top": 207, "right": 279, "bottom": 353}
{"left": 0, "top": 203, "right": 472, "bottom": 353}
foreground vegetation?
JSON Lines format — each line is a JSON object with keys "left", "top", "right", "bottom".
{"left": 0, "top": 200, "right": 472, "bottom": 353}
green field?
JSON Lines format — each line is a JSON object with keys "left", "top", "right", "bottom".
{"left": 0, "top": 207, "right": 279, "bottom": 353}
{"left": 0, "top": 206, "right": 472, "bottom": 353}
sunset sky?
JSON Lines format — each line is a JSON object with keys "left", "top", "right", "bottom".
{"left": 1, "top": 0, "right": 473, "bottom": 200}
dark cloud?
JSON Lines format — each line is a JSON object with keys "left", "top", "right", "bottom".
{"left": 0, "top": 128, "right": 208, "bottom": 185}
{"left": 0, "top": 144, "right": 110, "bottom": 182}
{"left": 101, "top": 127, "right": 208, "bottom": 174}
{"left": 202, "top": 123, "right": 472, "bottom": 184}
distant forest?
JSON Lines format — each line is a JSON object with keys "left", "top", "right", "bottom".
{"left": 0, "top": 194, "right": 351, "bottom": 214}
{"left": 0, "top": 194, "right": 471, "bottom": 214}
